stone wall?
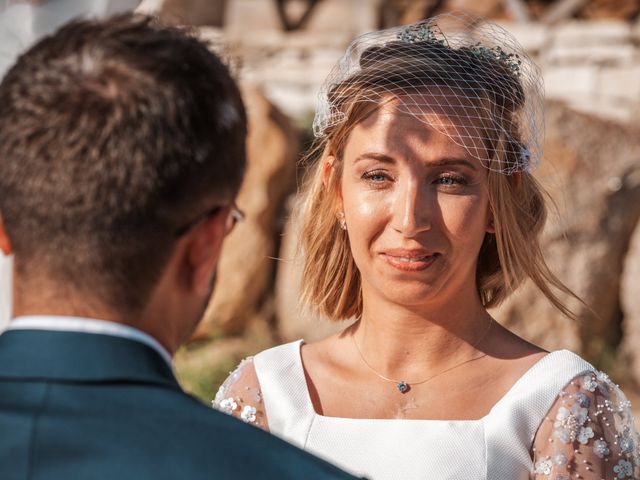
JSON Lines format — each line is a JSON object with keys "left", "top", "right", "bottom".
{"left": 212, "top": 1, "right": 640, "bottom": 127}
{"left": 510, "top": 21, "right": 640, "bottom": 124}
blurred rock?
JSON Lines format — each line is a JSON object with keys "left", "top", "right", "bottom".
{"left": 545, "top": 43, "right": 636, "bottom": 64}
{"left": 500, "top": 22, "right": 550, "bottom": 53}
{"left": 552, "top": 20, "right": 631, "bottom": 45}
{"left": 194, "top": 85, "right": 298, "bottom": 337}
{"left": 544, "top": 66, "right": 597, "bottom": 98}
{"left": 400, "top": 0, "right": 440, "bottom": 25}
{"left": 445, "top": 0, "right": 505, "bottom": 18}
{"left": 598, "top": 66, "right": 640, "bottom": 100}
{"left": 225, "top": 0, "right": 376, "bottom": 38}
{"left": 622, "top": 218, "right": 640, "bottom": 385}
{"left": 225, "top": 0, "right": 281, "bottom": 33}
{"left": 160, "top": 0, "right": 227, "bottom": 26}
{"left": 492, "top": 102, "right": 640, "bottom": 360}
{"left": 579, "top": 0, "right": 639, "bottom": 21}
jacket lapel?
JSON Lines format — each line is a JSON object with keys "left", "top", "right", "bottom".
{"left": 0, "top": 329, "right": 179, "bottom": 389}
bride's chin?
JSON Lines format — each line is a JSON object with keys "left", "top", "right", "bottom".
{"left": 372, "top": 283, "right": 441, "bottom": 307}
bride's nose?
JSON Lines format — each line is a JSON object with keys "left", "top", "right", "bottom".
{"left": 390, "top": 175, "right": 432, "bottom": 237}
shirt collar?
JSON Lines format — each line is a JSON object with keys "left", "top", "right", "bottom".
{"left": 7, "top": 315, "right": 173, "bottom": 369}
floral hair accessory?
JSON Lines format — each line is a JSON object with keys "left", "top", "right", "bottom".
{"left": 313, "top": 11, "right": 544, "bottom": 174}
{"left": 396, "top": 23, "right": 523, "bottom": 77}
{"left": 519, "top": 146, "right": 532, "bottom": 169}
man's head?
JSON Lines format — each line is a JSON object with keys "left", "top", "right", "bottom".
{"left": 0, "top": 14, "right": 247, "bottom": 348}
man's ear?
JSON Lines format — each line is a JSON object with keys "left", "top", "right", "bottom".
{"left": 183, "top": 210, "right": 228, "bottom": 295}
{"left": 0, "top": 213, "right": 13, "bottom": 256}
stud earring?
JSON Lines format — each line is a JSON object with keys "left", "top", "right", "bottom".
{"left": 337, "top": 211, "right": 347, "bottom": 230}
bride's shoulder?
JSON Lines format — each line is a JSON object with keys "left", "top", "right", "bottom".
{"left": 211, "top": 340, "right": 308, "bottom": 430}
{"left": 299, "top": 333, "right": 353, "bottom": 378}
{"left": 257, "top": 339, "right": 305, "bottom": 360}
{"left": 211, "top": 356, "right": 268, "bottom": 429}
{"left": 530, "top": 360, "right": 640, "bottom": 479}
{"left": 299, "top": 334, "right": 339, "bottom": 362}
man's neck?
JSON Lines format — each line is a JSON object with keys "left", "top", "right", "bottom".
{"left": 13, "top": 304, "right": 131, "bottom": 327}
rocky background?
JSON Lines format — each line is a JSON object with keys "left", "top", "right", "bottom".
{"left": 134, "top": 0, "right": 640, "bottom": 411}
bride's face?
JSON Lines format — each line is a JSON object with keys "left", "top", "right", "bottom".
{"left": 337, "top": 93, "right": 493, "bottom": 309}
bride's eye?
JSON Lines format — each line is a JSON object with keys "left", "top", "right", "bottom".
{"left": 362, "top": 170, "right": 392, "bottom": 183}
{"left": 435, "top": 174, "right": 467, "bottom": 187}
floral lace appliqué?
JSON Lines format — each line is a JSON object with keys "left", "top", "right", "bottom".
{"left": 553, "top": 404, "right": 588, "bottom": 443}
{"left": 217, "top": 397, "right": 238, "bottom": 414}
{"left": 240, "top": 405, "right": 257, "bottom": 423}
{"left": 534, "top": 459, "right": 553, "bottom": 475}
{"left": 581, "top": 374, "right": 598, "bottom": 392}
{"left": 533, "top": 370, "right": 640, "bottom": 479}
{"left": 593, "top": 439, "right": 610, "bottom": 458}
{"left": 552, "top": 451, "right": 567, "bottom": 467}
{"left": 211, "top": 357, "right": 266, "bottom": 429}
{"left": 613, "top": 459, "right": 633, "bottom": 479}
{"left": 619, "top": 426, "right": 636, "bottom": 454}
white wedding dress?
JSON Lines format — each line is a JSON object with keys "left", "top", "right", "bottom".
{"left": 214, "top": 340, "right": 640, "bottom": 480}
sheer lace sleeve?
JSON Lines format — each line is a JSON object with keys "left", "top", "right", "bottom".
{"left": 211, "top": 357, "right": 269, "bottom": 431}
{"left": 532, "top": 371, "right": 640, "bottom": 479}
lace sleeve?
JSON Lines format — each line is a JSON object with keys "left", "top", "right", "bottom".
{"left": 211, "top": 357, "right": 269, "bottom": 431}
{"left": 532, "top": 371, "right": 640, "bottom": 479}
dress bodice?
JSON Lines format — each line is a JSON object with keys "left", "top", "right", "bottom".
{"left": 215, "top": 341, "right": 640, "bottom": 480}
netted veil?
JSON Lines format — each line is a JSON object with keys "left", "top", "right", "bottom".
{"left": 313, "top": 11, "right": 544, "bottom": 175}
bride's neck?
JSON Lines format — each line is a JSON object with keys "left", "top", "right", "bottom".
{"left": 352, "top": 292, "right": 492, "bottom": 375}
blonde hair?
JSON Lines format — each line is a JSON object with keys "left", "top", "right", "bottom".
{"left": 299, "top": 41, "right": 580, "bottom": 321}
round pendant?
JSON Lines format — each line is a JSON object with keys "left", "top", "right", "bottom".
{"left": 397, "top": 381, "right": 409, "bottom": 393}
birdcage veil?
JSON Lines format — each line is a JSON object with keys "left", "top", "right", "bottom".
{"left": 312, "top": 11, "right": 544, "bottom": 174}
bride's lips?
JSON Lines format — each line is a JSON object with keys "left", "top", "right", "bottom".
{"left": 379, "top": 249, "right": 440, "bottom": 272}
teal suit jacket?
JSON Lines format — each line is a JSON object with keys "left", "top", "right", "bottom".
{"left": 0, "top": 329, "right": 358, "bottom": 479}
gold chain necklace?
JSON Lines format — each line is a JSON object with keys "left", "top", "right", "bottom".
{"left": 352, "top": 319, "right": 493, "bottom": 394}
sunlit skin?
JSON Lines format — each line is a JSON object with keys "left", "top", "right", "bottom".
{"left": 339, "top": 96, "right": 492, "bottom": 313}
{"left": 2, "top": 204, "right": 234, "bottom": 356}
{"left": 299, "top": 93, "right": 546, "bottom": 420}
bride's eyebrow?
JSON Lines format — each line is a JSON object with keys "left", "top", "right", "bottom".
{"left": 352, "top": 154, "right": 477, "bottom": 172}
{"left": 426, "top": 158, "right": 477, "bottom": 171}
{"left": 353, "top": 152, "right": 395, "bottom": 164}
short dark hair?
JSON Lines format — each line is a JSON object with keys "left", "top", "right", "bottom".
{"left": 0, "top": 14, "right": 247, "bottom": 313}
